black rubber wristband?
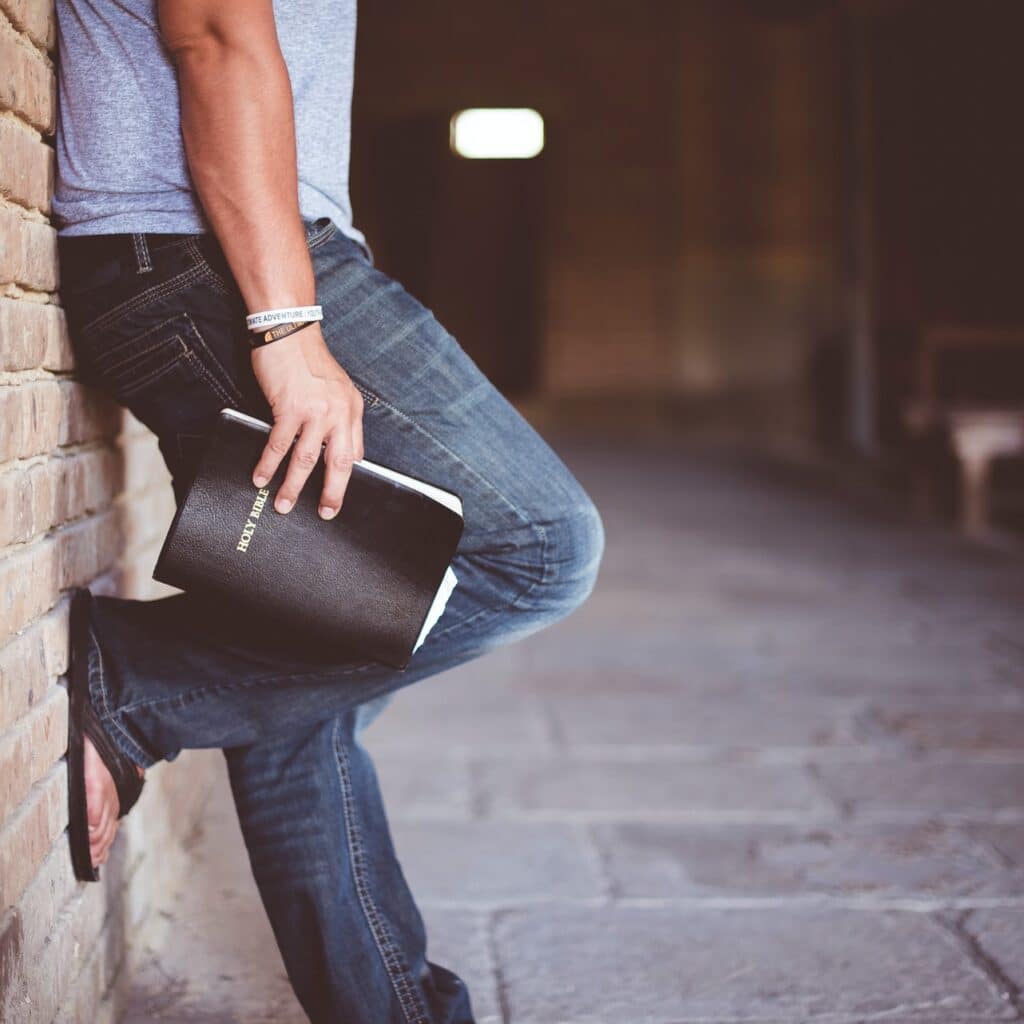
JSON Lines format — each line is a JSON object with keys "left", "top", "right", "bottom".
{"left": 248, "top": 319, "right": 317, "bottom": 348}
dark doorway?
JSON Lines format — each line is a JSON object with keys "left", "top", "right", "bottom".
{"left": 351, "top": 113, "right": 546, "bottom": 397}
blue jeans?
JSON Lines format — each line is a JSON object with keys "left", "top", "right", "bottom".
{"left": 57, "top": 217, "right": 605, "bottom": 1024}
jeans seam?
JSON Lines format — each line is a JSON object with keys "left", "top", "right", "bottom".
{"left": 178, "top": 306, "right": 247, "bottom": 406}
{"left": 89, "top": 621, "right": 158, "bottom": 769}
{"left": 111, "top": 656, "right": 379, "bottom": 719}
{"left": 81, "top": 263, "right": 209, "bottom": 337}
{"left": 366, "top": 388, "right": 533, "bottom": 531}
{"left": 184, "top": 237, "right": 235, "bottom": 298}
{"left": 95, "top": 315, "right": 188, "bottom": 375}
{"left": 108, "top": 345, "right": 189, "bottom": 398}
{"left": 132, "top": 233, "right": 153, "bottom": 274}
{"left": 306, "top": 217, "right": 340, "bottom": 250}
{"left": 425, "top": 521, "right": 550, "bottom": 647}
{"left": 331, "top": 719, "right": 431, "bottom": 1024}
{"left": 185, "top": 349, "right": 239, "bottom": 406}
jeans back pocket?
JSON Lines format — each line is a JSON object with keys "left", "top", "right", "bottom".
{"left": 95, "top": 313, "right": 196, "bottom": 398}
{"left": 82, "top": 309, "right": 244, "bottom": 437}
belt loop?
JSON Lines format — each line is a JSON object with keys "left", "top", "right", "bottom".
{"left": 131, "top": 232, "right": 154, "bottom": 274}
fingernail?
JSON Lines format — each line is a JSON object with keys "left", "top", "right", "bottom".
{"left": 253, "top": 474, "right": 268, "bottom": 487}
{"left": 276, "top": 497, "right": 293, "bottom": 514}
{"left": 319, "top": 505, "right": 337, "bottom": 520}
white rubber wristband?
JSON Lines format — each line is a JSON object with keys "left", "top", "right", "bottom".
{"left": 245, "top": 305, "right": 324, "bottom": 331}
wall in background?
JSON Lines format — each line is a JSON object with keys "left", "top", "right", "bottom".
{"left": 351, "top": 0, "right": 846, "bottom": 437}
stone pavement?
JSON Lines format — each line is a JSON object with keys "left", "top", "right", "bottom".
{"left": 121, "top": 435, "right": 1024, "bottom": 1023}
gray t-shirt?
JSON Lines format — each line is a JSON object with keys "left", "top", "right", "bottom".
{"left": 52, "top": 0, "right": 366, "bottom": 249}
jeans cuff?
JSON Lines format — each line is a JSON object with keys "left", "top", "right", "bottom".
{"left": 86, "top": 620, "right": 160, "bottom": 770}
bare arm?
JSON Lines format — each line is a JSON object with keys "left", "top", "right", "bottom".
{"left": 157, "top": 0, "right": 363, "bottom": 519}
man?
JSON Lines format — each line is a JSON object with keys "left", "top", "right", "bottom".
{"left": 53, "top": 1, "right": 604, "bottom": 1021}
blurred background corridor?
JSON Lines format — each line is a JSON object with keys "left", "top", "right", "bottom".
{"left": 117, "top": 1, "right": 1024, "bottom": 1020}
{"left": 351, "top": 0, "right": 1024, "bottom": 539}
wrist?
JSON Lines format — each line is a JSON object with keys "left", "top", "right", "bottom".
{"left": 250, "top": 321, "right": 326, "bottom": 362}
{"left": 245, "top": 304, "right": 323, "bottom": 332}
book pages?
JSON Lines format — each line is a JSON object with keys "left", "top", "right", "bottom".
{"left": 413, "top": 565, "right": 459, "bottom": 652}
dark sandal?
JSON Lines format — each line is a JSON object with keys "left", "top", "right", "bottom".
{"left": 67, "top": 586, "right": 146, "bottom": 882}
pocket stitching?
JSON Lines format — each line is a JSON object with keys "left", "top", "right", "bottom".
{"left": 307, "top": 218, "right": 339, "bottom": 251}
{"left": 81, "top": 263, "right": 208, "bottom": 338}
{"left": 111, "top": 340, "right": 189, "bottom": 398}
{"left": 97, "top": 323, "right": 185, "bottom": 376}
{"left": 350, "top": 378, "right": 379, "bottom": 408}
{"left": 177, "top": 309, "right": 245, "bottom": 406}
{"left": 184, "top": 349, "right": 238, "bottom": 407}
{"left": 184, "top": 237, "right": 235, "bottom": 297}
{"left": 91, "top": 310, "right": 243, "bottom": 408}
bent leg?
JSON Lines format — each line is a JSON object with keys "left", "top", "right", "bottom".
{"left": 83, "top": 225, "right": 604, "bottom": 767}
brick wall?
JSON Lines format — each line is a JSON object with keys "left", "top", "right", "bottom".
{"left": 0, "top": 2, "right": 220, "bottom": 1020}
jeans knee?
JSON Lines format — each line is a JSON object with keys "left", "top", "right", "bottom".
{"left": 536, "top": 500, "right": 605, "bottom": 616}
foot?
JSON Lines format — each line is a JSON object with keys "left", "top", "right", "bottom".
{"left": 84, "top": 735, "right": 144, "bottom": 869}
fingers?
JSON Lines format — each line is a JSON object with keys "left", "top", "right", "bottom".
{"left": 252, "top": 412, "right": 303, "bottom": 492}
{"left": 318, "top": 430, "right": 355, "bottom": 519}
{"left": 318, "top": 392, "right": 364, "bottom": 519}
{"left": 274, "top": 416, "right": 329, "bottom": 514}
{"left": 352, "top": 408, "right": 365, "bottom": 464}
{"left": 250, "top": 379, "right": 365, "bottom": 516}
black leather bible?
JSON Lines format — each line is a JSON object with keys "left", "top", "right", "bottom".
{"left": 153, "top": 407, "right": 464, "bottom": 669}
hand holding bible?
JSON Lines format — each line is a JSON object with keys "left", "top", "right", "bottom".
{"left": 248, "top": 322, "right": 365, "bottom": 520}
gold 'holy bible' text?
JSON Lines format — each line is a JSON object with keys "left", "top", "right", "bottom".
{"left": 236, "top": 486, "right": 271, "bottom": 552}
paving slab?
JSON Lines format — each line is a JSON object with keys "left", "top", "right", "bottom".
{"left": 493, "top": 906, "right": 1012, "bottom": 1023}
{"left": 541, "top": 692, "right": 865, "bottom": 749}
{"left": 473, "top": 756, "right": 834, "bottom": 821}
{"left": 865, "top": 706, "right": 1024, "bottom": 753}
{"left": 367, "top": 752, "right": 473, "bottom": 820}
{"left": 815, "top": 761, "right": 1024, "bottom": 818}
{"left": 591, "top": 821, "right": 1021, "bottom": 900}
{"left": 391, "top": 821, "right": 605, "bottom": 903}
{"left": 364, "top": 684, "right": 553, "bottom": 752}
{"left": 969, "top": 824, "right": 1024, "bottom": 866}
{"left": 964, "top": 909, "right": 1024, "bottom": 992}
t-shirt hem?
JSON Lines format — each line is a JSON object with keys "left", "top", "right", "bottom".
{"left": 55, "top": 210, "right": 367, "bottom": 249}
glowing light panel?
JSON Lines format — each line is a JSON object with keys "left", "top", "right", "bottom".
{"left": 450, "top": 108, "right": 545, "bottom": 160}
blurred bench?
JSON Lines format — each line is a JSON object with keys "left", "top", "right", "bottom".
{"left": 903, "top": 324, "right": 1024, "bottom": 537}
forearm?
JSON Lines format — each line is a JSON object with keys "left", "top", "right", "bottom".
{"left": 157, "top": 0, "right": 365, "bottom": 518}
{"left": 161, "top": 8, "right": 313, "bottom": 314}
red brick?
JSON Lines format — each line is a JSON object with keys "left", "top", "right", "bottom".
{"left": 0, "top": 763, "right": 66, "bottom": 914}
{"left": 0, "top": 380, "right": 62, "bottom": 461}
{"left": 0, "top": 113, "right": 53, "bottom": 212}
{"left": 0, "top": 853, "right": 110, "bottom": 1024}
{"left": 0, "top": 17, "right": 54, "bottom": 133}
{"left": 0, "top": 686, "right": 67, "bottom": 822}
{"left": 3, "top": 845, "right": 77, "bottom": 986}
{"left": 0, "top": 511, "right": 119, "bottom": 642}
{"left": 0, "top": 0, "right": 55, "bottom": 52}
{"left": 0, "top": 600, "right": 66, "bottom": 734}
{"left": 0, "top": 296, "right": 68, "bottom": 371}
{"left": 58, "top": 380, "right": 122, "bottom": 447}
{"left": 0, "top": 450, "right": 120, "bottom": 547}
{"left": 0, "top": 205, "right": 57, "bottom": 290}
